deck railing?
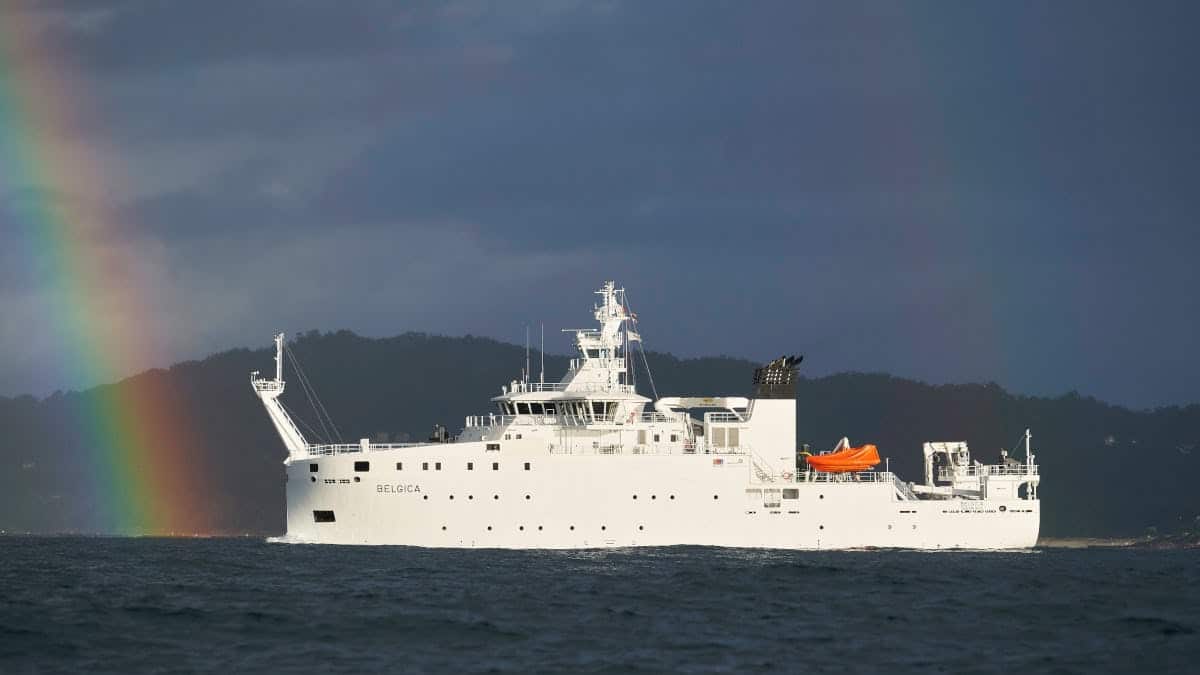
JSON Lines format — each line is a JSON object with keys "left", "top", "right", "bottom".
{"left": 305, "top": 442, "right": 428, "bottom": 457}
{"left": 507, "top": 382, "right": 637, "bottom": 394}
{"left": 938, "top": 464, "right": 1039, "bottom": 481}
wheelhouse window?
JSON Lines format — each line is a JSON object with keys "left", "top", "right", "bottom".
{"left": 530, "top": 402, "right": 544, "bottom": 415}
{"left": 516, "top": 402, "right": 530, "bottom": 415}
{"left": 543, "top": 402, "right": 556, "bottom": 415}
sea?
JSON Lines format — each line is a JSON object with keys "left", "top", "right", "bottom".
{"left": 0, "top": 538, "right": 1196, "bottom": 674}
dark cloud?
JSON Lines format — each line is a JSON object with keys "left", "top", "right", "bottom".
{"left": 0, "top": 1, "right": 1197, "bottom": 407}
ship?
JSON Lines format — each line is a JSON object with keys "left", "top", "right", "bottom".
{"left": 252, "top": 281, "right": 1041, "bottom": 548}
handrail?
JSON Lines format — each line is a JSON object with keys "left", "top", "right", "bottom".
{"left": 938, "top": 464, "right": 1039, "bottom": 480}
{"left": 506, "top": 382, "right": 637, "bottom": 394}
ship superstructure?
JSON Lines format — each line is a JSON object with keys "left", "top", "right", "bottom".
{"left": 252, "top": 281, "right": 1041, "bottom": 548}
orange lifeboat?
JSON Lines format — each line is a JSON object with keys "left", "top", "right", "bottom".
{"left": 805, "top": 444, "right": 881, "bottom": 473}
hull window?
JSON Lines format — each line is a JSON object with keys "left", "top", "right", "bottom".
{"left": 354, "top": 461, "right": 369, "bottom": 472}
{"left": 309, "top": 463, "right": 319, "bottom": 473}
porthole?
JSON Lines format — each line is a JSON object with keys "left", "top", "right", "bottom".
{"left": 493, "top": 495, "right": 499, "bottom": 500}
{"left": 423, "top": 495, "right": 428, "bottom": 501}
{"left": 999, "top": 505, "right": 1007, "bottom": 512}
{"left": 449, "top": 495, "right": 454, "bottom": 500}
{"left": 310, "top": 476, "right": 316, "bottom": 483}
{"left": 713, "top": 495, "right": 719, "bottom": 500}
{"left": 819, "top": 525, "right": 824, "bottom": 530}
{"left": 601, "top": 525, "right": 607, "bottom": 531}
{"left": 519, "top": 526, "right": 525, "bottom": 531}
{"left": 487, "top": 526, "right": 493, "bottom": 531}
{"left": 570, "top": 526, "right": 575, "bottom": 531}
{"left": 651, "top": 495, "right": 656, "bottom": 500}
{"left": 441, "top": 526, "right": 447, "bottom": 531}
{"left": 670, "top": 495, "right": 675, "bottom": 500}
{"left": 633, "top": 495, "right": 638, "bottom": 500}
{"left": 353, "top": 476, "right": 360, "bottom": 483}
{"left": 638, "top": 525, "right": 644, "bottom": 531}
{"left": 819, "top": 494, "right": 825, "bottom": 500}
{"left": 468, "top": 495, "right": 474, "bottom": 500}
{"left": 538, "top": 526, "right": 543, "bottom": 531}
{"left": 525, "top": 495, "right": 531, "bottom": 500}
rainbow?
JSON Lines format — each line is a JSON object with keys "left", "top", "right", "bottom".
{"left": 0, "top": 14, "right": 210, "bottom": 535}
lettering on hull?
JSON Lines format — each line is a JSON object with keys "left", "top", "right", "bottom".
{"left": 377, "top": 484, "right": 422, "bottom": 494}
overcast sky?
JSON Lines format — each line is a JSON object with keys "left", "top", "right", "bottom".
{"left": 0, "top": 1, "right": 1197, "bottom": 408}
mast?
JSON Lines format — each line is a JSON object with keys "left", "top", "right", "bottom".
{"left": 251, "top": 332, "right": 309, "bottom": 459}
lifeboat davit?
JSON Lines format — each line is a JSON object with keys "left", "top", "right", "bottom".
{"left": 805, "top": 444, "right": 881, "bottom": 473}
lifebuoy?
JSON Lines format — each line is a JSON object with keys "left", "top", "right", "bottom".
{"left": 782, "top": 471, "right": 794, "bottom": 480}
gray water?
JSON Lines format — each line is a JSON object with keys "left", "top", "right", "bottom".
{"left": 0, "top": 537, "right": 1197, "bottom": 673}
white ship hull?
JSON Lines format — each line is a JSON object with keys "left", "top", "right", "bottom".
{"left": 284, "top": 444, "right": 1039, "bottom": 549}
{"left": 256, "top": 281, "right": 1042, "bottom": 550}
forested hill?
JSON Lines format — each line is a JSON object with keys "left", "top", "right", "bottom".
{"left": 1, "top": 330, "right": 1197, "bottom": 538}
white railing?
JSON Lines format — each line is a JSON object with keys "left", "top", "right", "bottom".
{"left": 251, "top": 378, "right": 283, "bottom": 393}
{"left": 938, "top": 464, "right": 1039, "bottom": 481}
{"left": 801, "top": 470, "right": 899, "bottom": 484}
{"left": 705, "top": 412, "right": 744, "bottom": 423}
{"left": 507, "top": 381, "right": 637, "bottom": 395}
{"left": 464, "top": 410, "right": 682, "bottom": 428}
{"left": 305, "top": 442, "right": 428, "bottom": 457}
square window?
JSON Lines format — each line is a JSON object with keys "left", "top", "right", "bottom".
{"left": 354, "top": 461, "right": 370, "bottom": 472}
{"left": 486, "top": 443, "right": 500, "bottom": 451}
{"left": 524, "top": 462, "right": 531, "bottom": 471}
{"left": 492, "top": 462, "right": 499, "bottom": 471}
{"left": 467, "top": 462, "right": 474, "bottom": 470}
{"left": 435, "top": 462, "right": 442, "bottom": 470}
{"left": 422, "top": 462, "right": 429, "bottom": 471}
{"left": 783, "top": 489, "right": 799, "bottom": 499}
{"left": 309, "top": 463, "right": 319, "bottom": 473}
{"left": 515, "top": 434, "right": 522, "bottom": 440}
{"left": 670, "top": 435, "right": 678, "bottom": 443}
{"left": 653, "top": 434, "right": 660, "bottom": 442}
{"left": 396, "top": 462, "right": 403, "bottom": 471}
